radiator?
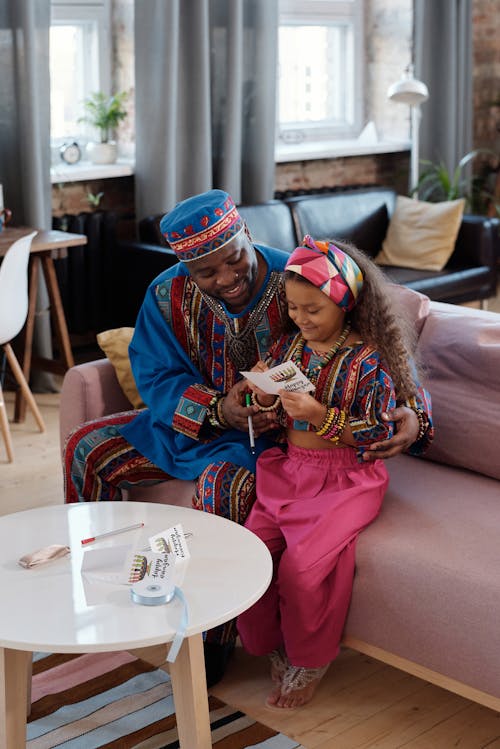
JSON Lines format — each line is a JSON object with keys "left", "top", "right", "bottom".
{"left": 52, "top": 210, "right": 117, "bottom": 335}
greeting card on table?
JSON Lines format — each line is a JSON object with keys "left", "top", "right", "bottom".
{"left": 241, "top": 361, "right": 315, "bottom": 394}
{"left": 80, "top": 523, "right": 191, "bottom": 604}
{"left": 149, "top": 523, "right": 191, "bottom": 585}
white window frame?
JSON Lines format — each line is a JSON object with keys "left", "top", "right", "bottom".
{"left": 277, "top": 0, "right": 364, "bottom": 147}
{"left": 50, "top": 0, "right": 111, "bottom": 142}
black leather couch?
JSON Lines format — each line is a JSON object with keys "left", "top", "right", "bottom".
{"left": 113, "top": 187, "right": 498, "bottom": 327}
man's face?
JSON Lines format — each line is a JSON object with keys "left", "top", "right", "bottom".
{"left": 187, "top": 232, "right": 260, "bottom": 312}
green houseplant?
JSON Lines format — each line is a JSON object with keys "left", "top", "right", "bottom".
{"left": 413, "top": 148, "right": 499, "bottom": 217}
{"left": 79, "top": 91, "right": 128, "bottom": 164}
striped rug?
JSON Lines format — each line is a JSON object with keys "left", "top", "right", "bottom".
{"left": 28, "top": 651, "right": 302, "bottom": 748}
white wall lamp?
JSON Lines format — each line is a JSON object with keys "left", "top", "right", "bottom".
{"left": 387, "top": 65, "right": 429, "bottom": 195}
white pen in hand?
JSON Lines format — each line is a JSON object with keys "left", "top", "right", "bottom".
{"left": 245, "top": 393, "right": 256, "bottom": 454}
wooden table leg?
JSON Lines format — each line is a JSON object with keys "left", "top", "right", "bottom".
{"left": 26, "top": 654, "right": 33, "bottom": 718}
{"left": 15, "top": 252, "right": 76, "bottom": 422}
{"left": 0, "top": 647, "right": 31, "bottom": 748}
{"left": 14, "top": 256, "right": 39, "bottom": 423}
{"left": 40, "top": 255, "right": 75, "bottom": 373}
{"left": 128, "top": 643, "right": 169, "bottom": 668}
{"left": 168, "top": 634, "right": 212, "bottom": 749}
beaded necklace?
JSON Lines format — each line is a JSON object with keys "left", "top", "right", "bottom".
{"left": 290, "top": 322, "right": 351, "bottom": 384}
{"left": 198, "top": 271, "right": 284, "bottom": 370}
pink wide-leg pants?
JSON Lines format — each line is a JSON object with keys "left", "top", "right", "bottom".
{"left": 237, "top": 443, "right": 388, "bottom": 668}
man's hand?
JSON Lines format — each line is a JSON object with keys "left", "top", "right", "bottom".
{"left": 221, "top": 380, "right": 278, "bottom": 435}
{"left": 363, "top": 406, "right": 419, "bottom": 461}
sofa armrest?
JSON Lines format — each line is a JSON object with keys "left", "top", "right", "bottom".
{"left": 109, "top": 240, "right": 179, "bottom": 327}
{"left": 448, "top": 214, "right": 498, "bottom": 269}
{"left": 59, "top": 358, "right": 132, "bottom": 454}
{"left": 118, "top": 238, "right": 177, "bottom": 258}
{"left": 138, "top": 215, "right": 167, "bottom": 245}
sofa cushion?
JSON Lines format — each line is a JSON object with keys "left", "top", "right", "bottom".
{"left": 418, "top": 302, "right": 500, "bottom": 480}
{"left": 238, "top": 201, "right": 297, "bottom": 251}
{"left": 375, "top": 196, "right": 465, "bottom": 271}
{"left": 96, "top": 327, "right": 144, "bottom": 409}
{"left": 345, "top": 454, "right": 500, "bottom": 697}
{"left": 286, "top": 188, "right": 395, "bottom": 257}
{"left": 342, "top": 204, "right": 389, "bottom": 258}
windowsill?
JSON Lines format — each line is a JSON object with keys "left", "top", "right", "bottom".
{"left": 50, "top": 158, "right": 135, "bottom": 184}
{"left": 275, "top": 139, "right": 410, "bottom": 163}
{"left": 49, "top": 141, "right": 410, "bottom": 181}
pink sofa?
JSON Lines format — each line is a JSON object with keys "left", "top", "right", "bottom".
{"left": 60, "top": 286, "right": 500, "bottom": 711}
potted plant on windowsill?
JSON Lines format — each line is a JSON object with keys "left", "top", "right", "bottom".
{"left": 79, "top": 91, "right": 128, "bottom": 165}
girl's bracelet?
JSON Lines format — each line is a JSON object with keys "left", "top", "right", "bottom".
{"left": 315, "top": 406, "right": 347, "bottom": 443}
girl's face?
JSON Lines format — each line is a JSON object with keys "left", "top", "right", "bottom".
{"left": 285, "top": 278, "right": 346, "bottom": 349}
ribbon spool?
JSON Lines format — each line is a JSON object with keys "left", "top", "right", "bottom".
{"left": 130, "top": 580, "right": 175, "bottom": 606}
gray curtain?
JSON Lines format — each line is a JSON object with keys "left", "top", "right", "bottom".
{"left": 0, "top": 0, "right": 53, "bottom": 389}
{"left": 134, "top": 0, "right": 278, "bottom": 221}
{"left": 0, "top": 0, "right": 51, "bottom": 228}
{"left": 414, "top": 0, "right": 473, "bottom": 171}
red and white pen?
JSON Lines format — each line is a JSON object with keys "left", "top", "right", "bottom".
{"left": 81, "top": 522, "right": 144, "bottom": 546}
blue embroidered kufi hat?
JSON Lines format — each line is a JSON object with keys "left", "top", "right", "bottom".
{"left": 160, "top": 189, "right": 244, "bottom": 263}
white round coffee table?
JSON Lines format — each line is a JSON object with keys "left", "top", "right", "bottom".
{"left": 0, "top": 502, "right": 272, "bottom": 748}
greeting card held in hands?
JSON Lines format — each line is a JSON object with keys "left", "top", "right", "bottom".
{"left": 241, "top": 361, "right": 315, "bottom": 394}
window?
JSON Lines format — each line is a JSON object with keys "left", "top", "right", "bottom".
{"left": 50, "top": 0, "right": 111, "bottom": 144}
{"left": 277, "top": 0, "right": 363, "bottom": 146}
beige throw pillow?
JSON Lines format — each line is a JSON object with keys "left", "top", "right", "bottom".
{"left": 375, "top": 195, "right": 465, "bottom": 271}
{"left": 96, "top": 327, "right": 145, "bottom": 409}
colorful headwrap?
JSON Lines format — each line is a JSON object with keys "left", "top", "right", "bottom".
{"left": 285, "top": 235, "right": 363, "bottom": 311}
{"left": 159, "top": 189, "right": 244, "bottom": 263}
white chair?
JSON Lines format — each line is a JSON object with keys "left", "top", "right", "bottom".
{"left": 0, "top": 232, "right": 46, "bottom": 462}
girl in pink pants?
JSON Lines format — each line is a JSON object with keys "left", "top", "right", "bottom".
{"left": 237, "top": 236, "right": 432, "bottom": 709}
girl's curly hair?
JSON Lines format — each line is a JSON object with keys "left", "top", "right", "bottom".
{"left": 284, "top": 239, "right": 420, "bottom": 402}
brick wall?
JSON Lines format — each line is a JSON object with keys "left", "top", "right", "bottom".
{"left": 472, "top": 0, "right": 500, "bottom": 153}
{"left": 275, "top": 152, "right": 409, "bottom": 196}
{"left": 472, "top": 0, "right": 500, "bottom": 214}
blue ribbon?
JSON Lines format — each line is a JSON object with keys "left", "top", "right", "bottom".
{"left": 130, "top": 584, "right": 189, "bottom": 663}
{"left": 166, "top": 587, "right": 189, "bottom": 663}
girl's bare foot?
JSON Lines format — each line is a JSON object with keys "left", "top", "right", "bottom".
{"left": 265, "top": 649, "right": 289, "bottom": 707}
{"left": 265, "top": 682, "right": 284, "bottom": 707}
{"left": 268, "top": 648, "right": 288, "bottom": 684}
{"left": 268, "top": 664, "right": 329, "bottom": 709}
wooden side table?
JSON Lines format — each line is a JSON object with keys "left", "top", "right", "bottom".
{"left": 0, "top": 227, "right": 87, "bottom": 422}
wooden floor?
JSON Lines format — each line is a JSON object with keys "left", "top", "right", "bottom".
{"left": 2, "top": 293, "right": 500, "bottom": 748}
